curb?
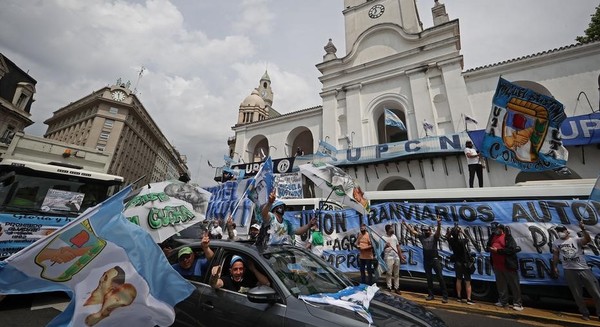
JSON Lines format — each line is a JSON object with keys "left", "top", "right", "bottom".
{"left": 394, "top": 290, "right": 600, "bottom": 327}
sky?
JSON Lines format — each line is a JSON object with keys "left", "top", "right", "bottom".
{"left": 0, "top": 0, "right": 597, "bottom": 187}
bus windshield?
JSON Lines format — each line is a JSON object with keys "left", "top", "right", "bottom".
{"left": 0, "top": 170, "right": 118, "bottom": 216}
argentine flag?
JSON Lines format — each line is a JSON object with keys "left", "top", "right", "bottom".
{"left": 0, "top": 186, "right": 195, "bottom": 327}
{"left": 384, "top": 108, "right": 406, "bottom": 131}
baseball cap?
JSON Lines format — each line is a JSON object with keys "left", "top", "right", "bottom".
{"left": 178, "top": 246, "right": 193, "bottom": 259}
{"left": 271, "top": 200, "right": 285, "bottom": 212}
{"left": 250, "top": 224, "right": 260, "bottom": 230}
{"left": 230, "top": 255, "right": 245, "bottom": 266}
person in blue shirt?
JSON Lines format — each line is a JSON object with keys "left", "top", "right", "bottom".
{"left": 172, "top": 234, "right": 214, "bottom": 280}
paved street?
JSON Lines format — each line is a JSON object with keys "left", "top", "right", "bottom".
{"left": 2, "top": 289, "right": 598, "bottom": 327}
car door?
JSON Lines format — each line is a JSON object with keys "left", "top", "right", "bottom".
{"left": 198, "top": 249, "right": 286, "bottom": 327}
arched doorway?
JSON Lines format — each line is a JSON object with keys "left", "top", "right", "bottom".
{"left": 246, "top": 135, "right": 269, "bottom": 162}
{"left": 379, "top": 177, "right": 415, "bottom": 191}
{"left": 287, "top": 127, "right": 314, "bottom": 157}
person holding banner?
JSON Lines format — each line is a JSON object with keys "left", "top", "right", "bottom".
{"left": 486, "top": 222, "right": 523, "bottom": 311}
{"left": 403, "top": 218, "right": 448, "bottom": 303}
{"left": 261, "top": 190, "right": 316, "bottom": 245}
{"left": 552, "top": 222, "right": 600, "bottom": 321}
{"left": 446, "top": 226, "right": 475, "bottom": 305}
{"left": 382, "top": 224, "right": 404, "bottom": 294}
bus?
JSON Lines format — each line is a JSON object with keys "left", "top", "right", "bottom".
{"left": 0, "top": 159, "right": 124, "bottom": 259}
{"left": 363, "top": 179, "right": 597, "bottom": 301}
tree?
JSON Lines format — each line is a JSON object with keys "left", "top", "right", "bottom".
{"left": 576, "top": 5, "right": 600, "bottom": 43}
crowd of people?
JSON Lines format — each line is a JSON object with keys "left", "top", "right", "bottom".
{"left": 159, "top": 189, "right": 600, "bottom": 322}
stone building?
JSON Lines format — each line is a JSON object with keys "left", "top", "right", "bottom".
{"left": 228, "top": 0, "right": 600, "bottom": 191}
{"left": 43, "top": 80, "right": 188, "bottom": 185}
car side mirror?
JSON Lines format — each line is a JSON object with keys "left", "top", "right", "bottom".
{"left": 247, "top": 285, "right": 279, "bottom": 304}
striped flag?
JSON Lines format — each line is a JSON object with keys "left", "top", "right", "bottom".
{"left": 422, "top": 119, "right": 434, "bottom": 131}
{"left": 384, "top": 108, "right": 406, "bottom": 131}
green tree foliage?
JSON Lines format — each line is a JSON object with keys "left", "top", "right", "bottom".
{"left": 577, "top": 5, "right": 600, "bottom": 43}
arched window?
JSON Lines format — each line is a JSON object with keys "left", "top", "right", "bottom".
{"left": 377, "top": 108, "right": 407, "bottom": 144}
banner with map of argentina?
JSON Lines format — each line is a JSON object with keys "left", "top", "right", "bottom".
{"left": 481, "top": 78, "right": 568, "bottom": 171}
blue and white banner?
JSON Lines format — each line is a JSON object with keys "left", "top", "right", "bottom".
{"left": 560, "top": 112, "right": 600, "bottom": 146}
{"left": 0, "top": 186, "right": 195, "bottom": 327}
{"left": 285, "top": 199, "right": 600, "bottom": 286}
{"left": 275, "top": 173, "right": 303, "bottom": 199}
{"left": 297, "top": 133, "right": 470, "bottom": 168}
{"left": 204, "top": 180, "right": 255, "bottom": 230}
{"left": 384, "top": 108, "right": 406, "bottom": 131}
{"left": 481, "top": 78, "right": 568, "bottom": 171}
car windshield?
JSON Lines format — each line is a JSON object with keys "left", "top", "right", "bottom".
{"left": 262, "top": 247, "right": 351, "bottom": 296}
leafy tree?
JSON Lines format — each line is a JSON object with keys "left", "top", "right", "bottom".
{"left": 577, "top": 5, "right": 600, "bottom": 43}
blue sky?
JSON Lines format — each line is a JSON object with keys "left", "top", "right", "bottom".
{"left": 0, "top": 0, "right": 596, "bottom": 186}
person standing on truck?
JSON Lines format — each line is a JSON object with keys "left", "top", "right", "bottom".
{"left": 464, "top": 140, "right": 483, "bottom": 188}
{"left": 486, "top": 222, "right": 523, "bottom": 311}
{"left": 382, "top": 223, "right": 404, "bottom": 294}
{"left": 403, "top": 217, "right": 448, "bottom": 303}
{"left": 552, "top": 222, "right": 600, "bottom": 321}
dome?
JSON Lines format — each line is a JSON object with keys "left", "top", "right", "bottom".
{"left": 240, "top": 89, "right": 266, "bottom": 109}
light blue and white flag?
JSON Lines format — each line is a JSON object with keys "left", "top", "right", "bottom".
{"left": 590, "top": 175, "right": 600, "bottom": 202}
{"left": 384, "top": 108, "right": 406, "bottom": 131}
{"left": 367, "top": 226, "right": 388, "bottom": 273}
{"left": 0, "top": 186, "right": 195, "bottom": 327}
{"left": 245, "top": 156, "right": 274, "bottom": 210}
{"left": 299, "top": 284, "right": 379, "bottom": 324}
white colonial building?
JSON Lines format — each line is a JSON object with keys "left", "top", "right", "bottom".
{"left": 227, "top": 0, "right": 600, "bottom": 193}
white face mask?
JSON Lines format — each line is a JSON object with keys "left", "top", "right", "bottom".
{"left": 558, "top": 232, "right": 568, "bottom": 239}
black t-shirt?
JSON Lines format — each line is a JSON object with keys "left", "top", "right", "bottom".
{"left": 221, "top": 272, "right": 258, "bottom": 293}
{"left": 418, "top": 234, "right": 439, "bottom": 260}
{"left": 448, "top": 236, "right": 470, "bottom": 263}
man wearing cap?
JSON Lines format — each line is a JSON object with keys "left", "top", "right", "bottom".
{"left": 211, "top": 255, "right": 269, "bottom": 293}
{"left": 172, "top": 234, "right": 214, "bottom": 280}
{"left": 402, "top": 217, "right": 448, "bottom": 303}
{"left": 260, "top": 190, "right": 316, "bottom": 245}
{"left": 486, "top": 222, "right": 523, "bottom": 311}
{"left": 552, "top": 221, "right": 600, "bottom": 321}
{"left": 248, "top": 223, "right": 260, "bottom": 241}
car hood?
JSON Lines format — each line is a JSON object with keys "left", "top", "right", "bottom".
{"left": 304, "top": 291, "right": 447, "bottom": 327}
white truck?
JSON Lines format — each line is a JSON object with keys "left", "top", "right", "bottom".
{"left": 0, "top": 132, "right": 124, "bottom": 259}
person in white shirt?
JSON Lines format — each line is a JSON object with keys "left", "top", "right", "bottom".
{"left": 552, "top": 221, "right": 600, "bottom": 321}
{"left": 209, "top": 220, "right": 223, "bottom": 239}
{"left": 464, "top": 140, "right": 483, "bottom": 188}
{"left": 382, "top": 224, "right": 404, "bottom": 294}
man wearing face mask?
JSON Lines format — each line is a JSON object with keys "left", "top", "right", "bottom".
{"left": 261, "top": 190, "right": 316, "bottom": 245}
{"left": 403, "top": 217, "right": 448, "bottom": 303}
{"left": 464, "top": 140, "right": 483, "bottom": 188}
{"left": 382, "top": 224, "right": 405, "bottom": 294}
{"left": 486, "top": 222, "right": 523, "bottom": 311}
{"left": 552, "top": 221, "right": 600, "bottom": 321}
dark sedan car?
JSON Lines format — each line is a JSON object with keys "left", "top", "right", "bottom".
{"left": 168, "top": 240, "right": 447, "bottom": 327}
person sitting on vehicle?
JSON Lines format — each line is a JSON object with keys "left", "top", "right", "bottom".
{"left": 260, "top": 190, "right": 316, "bottom": 245}
{"left": 209, "top": 219, "right": 223, "bottom": 239}
{"left": 210, "top": 255, "right": 269, "bottom": 293}
{"left": 172, "top": 234, "right": 214, "bottom": 280}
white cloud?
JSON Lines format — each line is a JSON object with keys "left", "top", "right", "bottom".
{"left": 0, "top": 0, "right": 597, "bottom": 188}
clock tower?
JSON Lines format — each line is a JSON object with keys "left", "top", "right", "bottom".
{"left": 257, "top": 70, "right": 273, "bottom": 108}
{"left": 342, "top": 0, "right": 422, "bottom": 55}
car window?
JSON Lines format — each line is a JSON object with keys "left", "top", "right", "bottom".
{"left": 167, "top": 246, "right": 214, "bottom": 283}
{"left": 262, "top": 247, "right": 350, "bottom": 297}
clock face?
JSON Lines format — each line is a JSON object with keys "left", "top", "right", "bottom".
{"left": 111, "top": 90, "right": 126, "bottom": 101}
{"left": 368, "top": 4, "right": 385, "bottom": 19}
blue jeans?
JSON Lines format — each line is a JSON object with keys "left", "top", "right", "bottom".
{"left": 359, "top": 258, "right": 374, "bottom": 285}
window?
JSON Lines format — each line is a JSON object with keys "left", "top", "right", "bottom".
{"left": 96, "top": 146, "right": 105, "bottom": 151}
{"left": 109, "top": 107, "right": 119, "bottom": 114}
{"left": 99, "top": 132, "right": 110, "bottom": 141}
{"left": 15, "top": 93, "right": 28, "bottom": 109}
{"left": 104, "top": 119, "right": 114, "bottom": 128}
{"left": 0, "top": 126, "right": 16, "bottom": 144}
